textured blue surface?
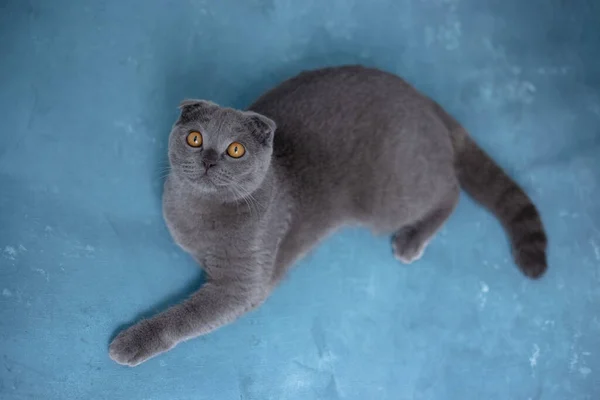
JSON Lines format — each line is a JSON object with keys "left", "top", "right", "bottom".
{"left": 1, "top": 1, "right": 599, "bottom": 399}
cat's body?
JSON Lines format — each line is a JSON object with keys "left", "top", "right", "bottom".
{"left": 110, "top": 66, "right": 547, "bottom": 366}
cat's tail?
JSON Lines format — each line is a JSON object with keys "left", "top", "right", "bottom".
{"left": 432, "top": 102, "right": 548, "bottom": 279}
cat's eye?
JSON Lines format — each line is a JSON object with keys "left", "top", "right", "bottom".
{"left": 186, "top": 131, "right": 203, "bottom": 147}
{"left": 226, "top": 142, "right": 245, "bottom": 158}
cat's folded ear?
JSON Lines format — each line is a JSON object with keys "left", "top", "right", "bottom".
{"left": 244, "top": 111, "right": 276, "bottom": 145}
{"left": 178, "top": 99, "right": 218, "bottom": 111}
{"left": 178, "top": 99, "right": 218, "bottom": 122}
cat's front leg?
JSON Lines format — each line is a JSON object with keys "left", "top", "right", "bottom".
{"left": 109, "top": 278, "right": 268, "bottom": 367}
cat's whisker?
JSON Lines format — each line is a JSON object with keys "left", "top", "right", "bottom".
{"left": 228, "top": 186, "right": 254, "bottom": 217}
{"left": 217, "top": 175, "right": 259, "bottom": 217}
{"left": 231, "top": 179, "right": 264, "bottom": 212}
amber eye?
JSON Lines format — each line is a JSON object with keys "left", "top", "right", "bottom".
{"left": 226, "top": 142, "right": 245, "bottom": 158}
{"left": 186, "top": 131, "right": 203, "bottom": 147}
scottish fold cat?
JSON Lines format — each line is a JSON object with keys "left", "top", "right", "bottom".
{"left": 109, "top": 65, "right": 547, "bottom": 366}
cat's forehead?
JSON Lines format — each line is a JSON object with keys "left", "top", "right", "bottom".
{"left": 203, "top": 110, "right": 249, "bottom": 141}
{"left": 180, "top": 107, "right": 247, "bottom": 136}
{"left": 207, "top": 108, "right": 246, "bottom": 129}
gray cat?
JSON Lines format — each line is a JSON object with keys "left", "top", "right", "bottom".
{"left": 109, "top": 65, "right": 547, "bottom": 366}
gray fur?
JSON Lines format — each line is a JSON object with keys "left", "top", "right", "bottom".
{"left": 109, "top": 65, "right": 547, "bottom": 366}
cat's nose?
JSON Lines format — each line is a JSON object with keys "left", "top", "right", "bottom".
{"left": 202, "top": 160, "right": 216, "bottom": 170}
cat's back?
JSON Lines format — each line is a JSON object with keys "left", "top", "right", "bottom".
{"left": 248, "top": 65, "right": 452, "bottom": 194}
{"left": 249, "top": 65, "right": 444, "bottom": 159}
{"left": 250, "top": 65, "right": 425, "bottom": 131}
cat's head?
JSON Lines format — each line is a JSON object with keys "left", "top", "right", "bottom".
{"left": 168, "top": 99, "right": 276, "bottom": 198}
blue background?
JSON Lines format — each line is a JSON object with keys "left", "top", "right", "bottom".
{"left": 1, "top": 0, "right": 599, "bottom": 399}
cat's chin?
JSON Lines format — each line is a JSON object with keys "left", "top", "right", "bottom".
{"left": 174, "top": 173, "right": 218, "bottom": 192}
{"left": 173, "top": 172, "right": 256, "bottom": 202}
{"left": 198, "top": 178, "right": 239, "bottom": 199}
{"left": 194, "top": 177, "right": 219, "bottom": 192}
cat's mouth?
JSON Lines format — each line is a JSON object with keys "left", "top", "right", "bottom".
{"left": 178, "top": 168, "right": 231, "bottom": 191}
{"left": 195, "top": 173, "right": 216, "bottom": 186}
{"left": 200, "top": 173, "right": 231, "bottom": 191}
{"left": 179, "top": 169, "right": 214, "bottom": 185}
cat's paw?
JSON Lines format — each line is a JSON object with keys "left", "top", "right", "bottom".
{"left": 392, "top": 229, "right": 430, "bottom": 264}
{"left": 109, "top": 320, "right": 173, "bottom": 367}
